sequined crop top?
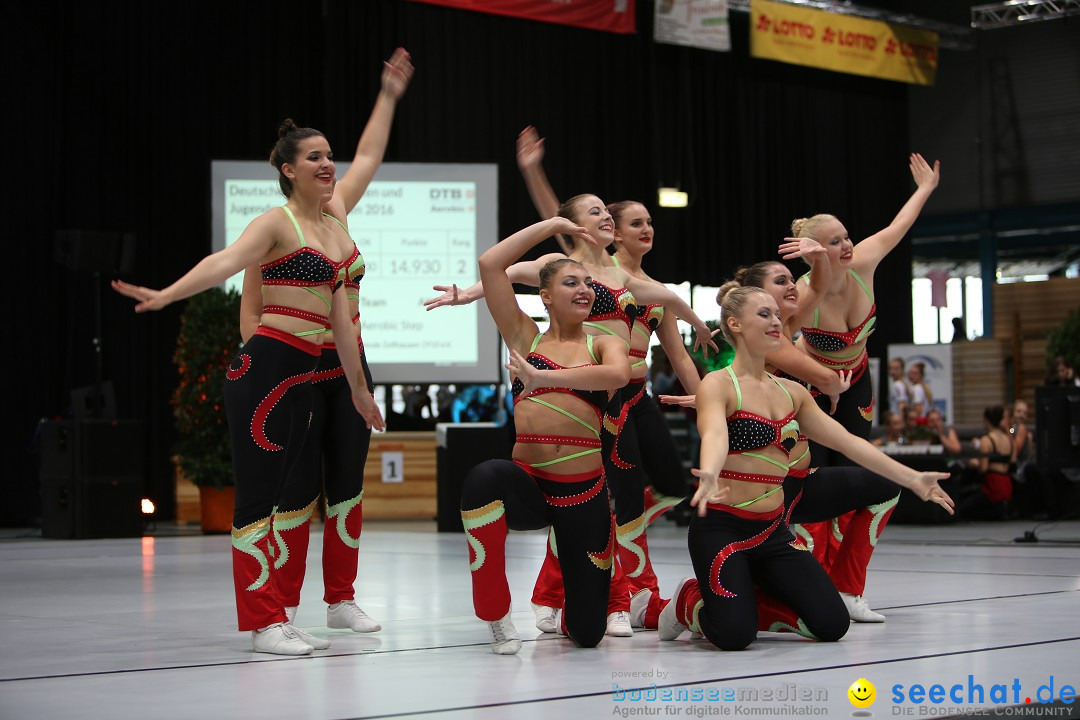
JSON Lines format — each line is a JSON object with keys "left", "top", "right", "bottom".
{"left": 725, "top": 366, "right": 800, "bottom": 457}
{"left": 800, "top": 268, "right": 876, "bottom": 356}
{"left": 261, "top": 206, "right": 339, "bottom": 289}
{"left": 585, "top": 279, "right": 639, "bottom": 334}
{"left": 511, "top": 333, "right": 608, "bottom": 412}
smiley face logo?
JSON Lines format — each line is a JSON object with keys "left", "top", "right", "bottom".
{"left": 848, "top": 678, "right": 876, "bottom": 708}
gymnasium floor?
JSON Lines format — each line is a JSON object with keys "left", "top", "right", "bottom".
{"left": 1, "top": 518, "right": 1078, "bottom": 719}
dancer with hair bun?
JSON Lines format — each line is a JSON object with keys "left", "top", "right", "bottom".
{"left": 114, "top": 106, "right": 390, "bottom": 654}
{"left": 657, "top": 285, "right": 954, "bottom": 650}
{"left": 460, "top": 217, "right": 630, "bottom": 655}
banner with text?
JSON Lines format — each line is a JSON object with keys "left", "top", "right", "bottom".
{"left": 654, "top": 0, "right": 730, "bottom": 52}
{"left": 407, "top": 0, "right": 635, "bottom": 34}
{"left": 749, "top": 0, "right": 938, "bottom": 86}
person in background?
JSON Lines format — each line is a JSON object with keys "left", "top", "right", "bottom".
{"left": 926, "top": 409, "right": 962, "bottom": 455}
{"left": 951, "top": 317, "right": 966, "bottom": 342}
{"left": 907, "top": 362, "right": 933, "bottom": 417}
{"left": 958, "top": 405, "right": 1014, "bottom": 520}
{"left": 887, "top": 358, "right": 910, "bottom": 418}
{"left": 873, "top": 412, "right": 906, "bottom": 447}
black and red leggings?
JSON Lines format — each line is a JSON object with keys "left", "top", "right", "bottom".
{"left": 461, "top": 459, "right": 613, "bottom": 648}
{"left": 223, "top": 327, "right": 319, "bottom": 631}
{"left": 273, "top": 344, "right": 374, "bottom": 608}
{"left": 674, "top": 503, "right": 849, "bottom": 650}
{"left": 783, "top": 467, "right": 900, "bottom": 595}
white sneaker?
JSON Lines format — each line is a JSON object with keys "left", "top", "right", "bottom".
{"left": 841, "top": 593, "right": 885, "bottom": 623}
{"left": 251, "top": 623, "right": 313, "bottom": 656}
{"left": 284, "top": 606, "right": 297, "bottom": 623}
{"left": 658, "top": 578, "right": 693, "bottom": 641}
{"left": 327, "top": 601, "right": 382, "bottom": 633}
{"left": 286, "top": 623, "right": 331, "bottom": 650}
{"left": 606, "top": 611, "right": 633, "bottom": 637}
{"left": 531, "top": 602, "right": 559, "bottom": 633}
{"left": 487, "top": 611, "right": 522, "bottom": 655}
{"left": 629, "top": 589, "right": 653, "bottom": 629}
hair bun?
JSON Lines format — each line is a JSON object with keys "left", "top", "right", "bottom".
{"left": 791, "top": 218, "right": 809, "bottom": 236}
{"left": 715, "top": 280, "right": 742, "bottom": 307}
{"left": 277, "top": 118, "right": 300, "bottom": 139}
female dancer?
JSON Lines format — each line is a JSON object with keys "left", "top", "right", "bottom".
{"left": 113, "top": 115, "right": 387, "bottom": 656}
{"left": 238, "top": 49, "right": 413, "bottom": 637}
{"left": 461, "top": 216, "right": 631, "bottom": 655}
{"left": 426, "top": 188, "right": 714, "bottom": 636}
{"left": 791, "top": 153, "right": 940, "bottom": 462}
{"left": 515, "top": 128, "right": 711, "bottom": 632}
{"left": 657, "top": 286, "right": 953, "bottom": 650}
{"left": 663, "top": 260, "right": 903, "bottom": 623}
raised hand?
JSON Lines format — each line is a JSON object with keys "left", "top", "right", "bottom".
{"left": 909, "top": 152, "right": 940, "bottom": 192}
{"left": 692, "top": 322, "right": 721, "bottom": 358}
{"left": 111, "top": 280, "right": 170, "bottom": 313}
{"left": 423, "top": 284, "right": 471, "bottom": 311}
{"left": 382, "top": 47, "right": 414, "bottom": 100}
{"left": 516, "top": 126, "right": 545, "bottom": 172}
{"left": 779, "top": 237, "right": 826, "bottom": 261}
{"left": 551, "top": 217, "right": 595, "bottom": 246}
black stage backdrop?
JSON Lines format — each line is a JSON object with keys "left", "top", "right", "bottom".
{"left": 16, "top": 0, "right": 913, "bottom": 521}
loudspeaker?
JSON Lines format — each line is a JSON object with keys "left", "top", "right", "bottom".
{"left": 53, "top": 230, "right": 135, "bottom": 274}
{"left": 40, "top": 420, "right": 145, "bottom": 539}
{"left": 436, "top": 423, "right": 511, "bottom": 532}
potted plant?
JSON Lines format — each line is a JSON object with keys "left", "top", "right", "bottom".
{"left": 172, "top": 287, "right": 242, "bottom": 533}
{"left": 1046, "top": 306, "right": 1080, "bottom": 381}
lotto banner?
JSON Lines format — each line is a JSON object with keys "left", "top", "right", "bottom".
{"left": 749, "top": 0, "right": 938, "bottom": 86}
{"left": 406, "top": 0, "right": 636, "bottom": 35}
{"left": 654, "top": 0, "right": 731, "bottom": 52}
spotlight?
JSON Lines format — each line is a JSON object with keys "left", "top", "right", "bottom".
{"left": 141, "top": 498, "right": 156, "bottom": 515}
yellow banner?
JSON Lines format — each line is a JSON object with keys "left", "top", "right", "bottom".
{"left": 749, "top": 0, "right": 938, "bottom": 86}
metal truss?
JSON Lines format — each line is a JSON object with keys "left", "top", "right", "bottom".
{"left": 971, "top": 0, "right": 1080, "bottom": 30}
{"left": 727, "top": 0, "right": 974, "bottom": 49}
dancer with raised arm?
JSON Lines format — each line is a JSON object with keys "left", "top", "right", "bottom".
{"left": 114, "top": 114, "right": 387, "bottom": 655}
{"left": 461, "top": 217, "right": 630, "bottom": 655}
{"left": 426, "top": 170, "right": 714, "bottom": 636}
{"left": 792, "top": 153, "right": 940, "bottom": 461}
{"left": 238, "top": 48, "right": 412, "bottom": 638}
{"left": 657, "top": 286, "right": 954, "bottom": 650}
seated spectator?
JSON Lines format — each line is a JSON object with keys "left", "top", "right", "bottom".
{"left": 926, "top": 409, "right": 962, "bottom": 455}
{"left": 958, "top": 405, "right": 1014, "bottom": 520}
{"left": 873, "top": 411, "right": 906, "bottom": 446}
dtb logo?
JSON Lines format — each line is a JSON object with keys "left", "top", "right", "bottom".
{"left": 430, "top": 188, "right": 462, "bottom": 199}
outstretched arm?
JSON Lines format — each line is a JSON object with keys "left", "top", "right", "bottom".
{"left": 854, "top": 153, "right": 940, "bottom": 272}
{"left": 423, "top": 252, "right": 564, "bottom": 310}
{"left": 327, "top": 48, "right": 414, "bottom": 218}
{"left": 794, "top": 383, "right": 954, "bottom": 513}
{"left": 780, "top": 237, "right": 830, "bottom": 331}
{"left": 112, "top": 211, "right": 279, "bottom": 312}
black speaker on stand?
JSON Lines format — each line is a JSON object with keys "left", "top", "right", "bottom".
{"left": 40, "top": 419, "right": 144, "bottom": 538}
{"left": 42, "top": 230, "right": 144, "bottom": 538}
